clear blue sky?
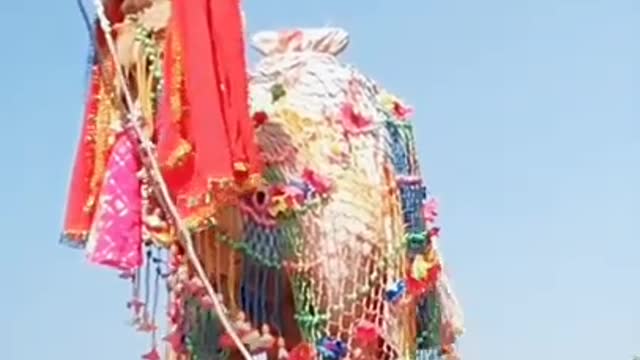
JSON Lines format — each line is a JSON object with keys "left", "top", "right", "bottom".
{"left": 0, "top": 1, "right": 637, "bottom": 359}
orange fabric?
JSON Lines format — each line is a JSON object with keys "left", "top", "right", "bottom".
{"left": 63, "top": 66, "right": 102, "bottom": 244}
{"left": 63, "top": 1, "right": 124, "bottom": 245}
{"left": 156, "top": 0, "right": 262, "bottom": 228}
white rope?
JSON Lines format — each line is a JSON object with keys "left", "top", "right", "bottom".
{"left": 92, "top": 2, "right": 253, "bottom": 359}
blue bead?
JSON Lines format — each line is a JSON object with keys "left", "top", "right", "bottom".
{"left": 316, "top": 337, "right": 348, "bottom": 359}
{"left": 384, "top": 280, "right": 406, "bottom": 303}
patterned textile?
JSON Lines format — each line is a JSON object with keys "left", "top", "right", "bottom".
{"left": 87, "top": 130, "right": 143, "bottom": 272}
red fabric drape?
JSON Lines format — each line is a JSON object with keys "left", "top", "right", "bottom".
{"left": 62, "top": 67, "right": 101, "bottom": 245}
{"left": 63, "top": 2, "right": 123, "bottom": 246}
{"left": 64, "top": 0, "right": 262, "bottom": 243}
{"left": 156, "top": 0, "right": 262, "bottom": 229}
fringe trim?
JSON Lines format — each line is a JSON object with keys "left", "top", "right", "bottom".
{"left": 59, "top": 232, "right": 88, "bottom": 249}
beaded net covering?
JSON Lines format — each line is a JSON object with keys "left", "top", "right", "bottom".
{"left": 234, "top": 28, "right": 464, "bottom": 359}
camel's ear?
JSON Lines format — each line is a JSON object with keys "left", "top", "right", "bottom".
{"left": 251, "top": 28, "right": 349, "bottom": 57}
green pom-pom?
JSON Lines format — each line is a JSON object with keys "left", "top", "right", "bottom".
{"left": 270, "top": 84, "right": 286, "bottom": 102}
{"left": 407, "top": 232, "right": 427, "bottom": 249}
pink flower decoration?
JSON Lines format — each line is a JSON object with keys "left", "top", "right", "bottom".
{"left": 186, "top": 277, "right": 205, "bottom": 295}
{"left": 429, "top": 227, "right": 441, "bottom": 240}
{"left": 340, "top": 103, "right": 372, "bottom": 132}
{"left": 353, "top": 320, "right": 379, "bottom": 344}
{"left": 199, "top": 295, "right": 215, "bottom": 311}
{"left": 393, "top": 101, "right": 414, "bottom": 120}
{"left": 302, "top": 168, "right": 331, "bottom": 195}
{"left": 167, "top": 302, "right": 183, "bottom": 324}
{"left": 289, "top": 190, "right": 306, "bottom": 207}
{"left": 422, "top": 198, "right": 439, "bottom": 224}
{"left": 163, "top": 330, "right": 185, "bottom": 353}
{"left": 141, "top": 348, "right": 161, "bottom": 360}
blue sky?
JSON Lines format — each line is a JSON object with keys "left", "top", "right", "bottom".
{"left": 0, "top": 0, "right": 638, "bottom": 359}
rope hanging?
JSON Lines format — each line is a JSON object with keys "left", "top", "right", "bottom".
{"left": 91, "top": 1, "right": 253, "bottom": 358}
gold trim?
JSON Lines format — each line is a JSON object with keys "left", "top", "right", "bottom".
{"left": 168, "top": 27, "right": 184, "bottom": 123}
{"left": 163, "top": 138, "right": 193, "bottom": 169}
{"left": 87, "top": 57, "right": 121, "bottom": 212}
{"left": 180, "top": 173, "right": 263, "bottom": 232}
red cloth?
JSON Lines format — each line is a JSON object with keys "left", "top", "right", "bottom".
{"left": 62, "top": 66, "right": 101, "bottom": 245}
{"left": 156, "top": 0, "right": 262, "bottom": 228}
{"left": 64, "top": 0, "right": 262, "bottom": 244}
{"left": 62, "top": 3, "right": 124, "bottom": 246}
